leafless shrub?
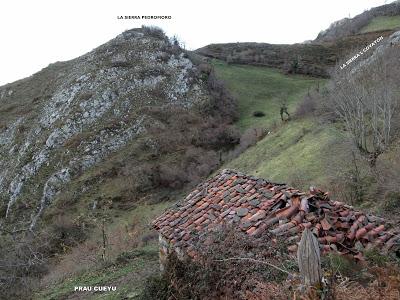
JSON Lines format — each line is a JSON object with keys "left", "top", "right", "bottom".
{"left": 141, "top": 25, "right": 166, "bottom": 40}
{"left": 223, "top": 127, "right": 268, "bottom": 162}
{"left": 140, "top": 232, "right": 158, "bottom": 246}
{"left": 182, "top": 146, "right": 219, "bottom": 180}
{"left": 328, "top": 150, "right": 375, "bottom": 205}
{"left": 156, "top": 164, "right": 188, "bottom": 189}
{"left": 48, "top": 215, "right": 87, "bottom": 253}
{"left": 295, "top": 93, "right": 317, "bottom": 118}
{"left": 198, "top": 62, "right": 212, "bottom": 75}
{"left": 205, "top": 70, "right": 239, "bottom": 122}
{"left": 0, "top": 231, "right": 51, "bottom": 299}
{"left": 328, "top": 47, "right": 400, "bottom": 169}
{"left": 118, "top": 162, "right": 155, "bottom": 195}
{"left": 193, "top": 122, "right": 240, "bottom": 151}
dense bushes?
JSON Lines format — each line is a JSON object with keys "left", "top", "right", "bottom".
{"left": 142, "top": 228, "right": 400, "bottom": 300}
{"left": 204, "top": 70, "right": 239, "bottom": 122}
{"left": 141, "top": 25, "right": 167, "bottom": 40}
{"left": 120, "top": 61, "right": 240, "bottom": 195}
{"left": 142, "top": 227, "right": 295, "bottom": 300}
{"left": 295, "top": 93, "right": 317, "bottom": 118}
{"left": 0, "top": 231, "right": 51, "bottom": 299}
{"left": 252, "top": 111, "right": 265, "bottom": 117}
{"left": 48, "top": 215, "right": 88, "bottom": 252}
{"left": 133, "top": 104, "right": 238, "bottom": 191}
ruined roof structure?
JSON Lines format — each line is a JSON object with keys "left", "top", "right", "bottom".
{"left": 152, "top": 169, "right": 400, "bottom": 260}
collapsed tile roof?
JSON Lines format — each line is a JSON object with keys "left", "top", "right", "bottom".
{"left": 152, "top": 169, "right": 400, "bottom": 259}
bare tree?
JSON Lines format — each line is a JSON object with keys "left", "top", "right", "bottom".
{"left": 0, "top": 230, "right": 49, "bottom": 298}
{"left": 330, "top": 47, "right": 399, "bottom": 169}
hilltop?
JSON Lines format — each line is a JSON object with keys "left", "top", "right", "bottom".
{"left": 196, "top": 1, "right": 400, "bottom": 78}
{"left": 0, "top": 26, "right": 239, "bottom": 298}
{"left": 0, "top": 27, "right": 238, "bottom": 229}
{"left": 316, "top": 0, "right": 400, "bottom": 41}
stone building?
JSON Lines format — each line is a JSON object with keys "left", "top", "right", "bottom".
{"left": 152, "top": 169, "right": 400, "bottom": 268}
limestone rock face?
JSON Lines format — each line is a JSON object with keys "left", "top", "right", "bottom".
{"left": 0, "top": 28, "right": 208, "bottom": 229}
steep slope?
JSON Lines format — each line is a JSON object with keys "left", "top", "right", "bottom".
{"left": 0, "top": 27, "right": 236, "bottom": 231}
{"left": 218, "top": 29, "right": 400, "bottom": 209}
{"left": 210, "top": 62, "right": 335, "bottom": 189}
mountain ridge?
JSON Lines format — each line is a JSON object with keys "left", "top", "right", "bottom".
{"left": 0, "top": 27, "right": 235, "bottom": 231}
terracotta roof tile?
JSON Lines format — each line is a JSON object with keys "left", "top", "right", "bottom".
{"left": 152, "top": 169, "right": 400, "bottom": 260}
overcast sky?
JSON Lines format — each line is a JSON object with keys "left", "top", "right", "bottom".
{"left": 0, "top": 0, "right": 392, "bottom": 85}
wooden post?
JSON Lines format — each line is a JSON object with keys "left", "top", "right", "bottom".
{"left": 297, "top": 228, "right": 322, "bottom": 286}
{"left": 101, "top": 218, "right": 107, "bottom": 262}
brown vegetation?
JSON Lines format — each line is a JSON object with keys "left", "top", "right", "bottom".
{"left": 142, "top": 227, "right": 296, "bottom": 300}
{"left": 142, "top": 225, "right": 400, "bottom": 299}
{"left": 329, "top": 47, "right": 400, "bottom": 169}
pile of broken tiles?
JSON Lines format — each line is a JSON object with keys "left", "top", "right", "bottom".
{"left": 152, "top": 169, "right": 400, "bottom": 260}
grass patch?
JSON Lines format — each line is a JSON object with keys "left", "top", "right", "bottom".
{"left": 212, "top": 60, "right": 322, "bottom": 131}
{"left": 35, "top": 245, "right": 159, "bottom": 300}
{"left": 224, "top": 118, "right": 344, "bottom": 189}
{"left": 360, "top": 16, "right": 400, "bottom": 33}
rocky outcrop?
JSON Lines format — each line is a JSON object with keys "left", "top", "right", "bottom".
{"left": 0, "top": 27, "right": 210, "bottom": 229}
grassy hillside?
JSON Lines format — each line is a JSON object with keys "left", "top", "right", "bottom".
{"left": 225, "top": 118, "right": 345, "bottom": 189}
{"left": 212, "top": 60, "right": 344, "bottom": 190}
{"left": 214, "top": 58, "right": 400, "bottom": 214}
{"left": 213, "top": 60, "right": 321, "bottom": 130}
{"left": 360, "top": 15, "right": 400, "bottom": 33}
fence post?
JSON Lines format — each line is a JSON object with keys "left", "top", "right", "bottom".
{"left": 297, "top": 228, "right": 322, "bottom": 286}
